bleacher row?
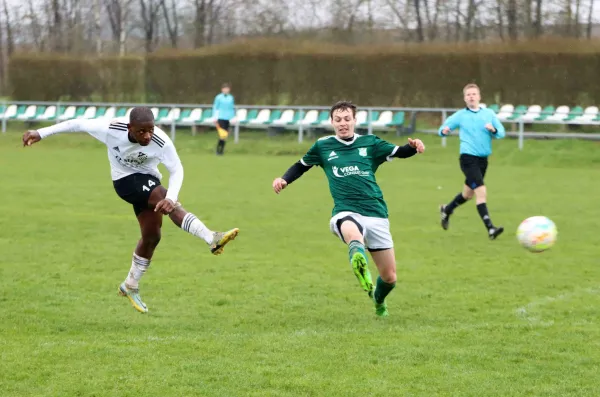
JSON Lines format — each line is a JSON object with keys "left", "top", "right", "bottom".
{"left": 2, "top": 103, "right": 599, "bottom": 130}
{"left": 0, "top": 104, "right": 405, "bottom": 130}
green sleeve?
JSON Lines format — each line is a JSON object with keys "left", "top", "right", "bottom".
{"left": 372, "top": 136, "right": 398, "bottom": 165}
{"left": 301, "top": 141, "right": 322, "bottom": 166}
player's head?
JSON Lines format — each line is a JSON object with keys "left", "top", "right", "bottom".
{"left": 221, "top": 83, "right": 231, "bottom": 95}
{"left": 463, "top": 83, "right": 481, "bottom": 109}
{"left": 330, "top": 101, "right": 357, "bottom": 139}
{"left": 128, "top": 107, "right": 155, "bottom": 146}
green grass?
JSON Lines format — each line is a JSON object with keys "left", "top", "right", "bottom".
{"left": 1, "top": 128, "right": 599, "bottom": 396}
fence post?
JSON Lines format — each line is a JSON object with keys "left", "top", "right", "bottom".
{"left": 234, "top": 118, "right": 240, "bottom": 144}
{"left": 1, "top": 100, "right": 6, "bottom": 133}
{"left": 368, "top": 108, "right": 373, "bottom": 135}
{"left": 298, "top": 108, "right": 304, "bottom": 143}
{"left": 518, "top": 120, "right": 524, "bottom": 151}
{"left": 441, "top": 109, "right": 447, "bottom": 147}
{"left": 170, "top": 106, "right": 176, "bottom": 142}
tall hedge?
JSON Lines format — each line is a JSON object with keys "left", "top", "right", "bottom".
{"left": 9, "top": 41, "right": 600, "bottom": 107}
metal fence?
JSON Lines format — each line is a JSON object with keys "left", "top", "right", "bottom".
{"left": 3, "top": 100, "right": 600, "bottom": 151}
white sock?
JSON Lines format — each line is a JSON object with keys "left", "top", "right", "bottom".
{"left": 181, "top": 213, "right": 214, "bottom": 244}
{"left": 125, "top": 253, "right": 150, "bottom": 289}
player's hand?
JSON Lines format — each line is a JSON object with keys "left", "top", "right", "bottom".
{"left": 154, "top": 198, "right": 176, "bottom": 214}
{"left": 441, "top": 126, "right": 451, "bottom": 136}
{"left": 272, "top": 177, "right": 288, "bottom": 194}
{"left": 22, "top": 130, "right": 41, "bottom": 147}
{"left": 408, "top": 138, "right": 425, "bottom": 153}
{"left": 485, "top": 123, "right": 496, "bottom": 133}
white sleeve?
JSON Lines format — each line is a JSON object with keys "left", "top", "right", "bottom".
{"left": 37, "top": 119, "right": 109, "bottom": 144}
{"left": 161, "top": 141, "right": 184, "bottom": 203}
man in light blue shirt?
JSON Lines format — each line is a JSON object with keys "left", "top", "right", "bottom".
{"left": 438, "top": 83, "right": 506, "bottom": 240}
{"left": 212, "top": 83, "right": 236, "bottom": 155}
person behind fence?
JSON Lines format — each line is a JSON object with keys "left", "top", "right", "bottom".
{"left": 212, "top": 83, "right": 236, "bottom": 155}
{"left": 271, "top": 100, "right": 425, "bottom": 318}
{"left": 21, "top": 106, "right": 240, "bottom": 314}
{"left": 438, "top": 83, "right": 506, "bottom": 240}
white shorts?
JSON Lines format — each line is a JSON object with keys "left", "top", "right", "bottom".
{"left": 329, "top": 211, "right": 394, "bottom": 250}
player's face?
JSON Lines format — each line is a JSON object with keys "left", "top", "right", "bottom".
{"left": 222, "top": 87, "right": 230, "bottom": 94}
{"left": 129, "top": 121, "right": 155, "bottom": 146}
{"left": 464, "top": 88, "right": 481, "bottom": 108}
{"left": 331, "top": 108, "right": 355, "bottom": 138}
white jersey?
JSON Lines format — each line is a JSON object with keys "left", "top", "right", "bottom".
{"left": 37, "top": 118, "right": 184, "bottom": 202}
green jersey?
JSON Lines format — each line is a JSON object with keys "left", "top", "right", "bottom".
{"left": 300, "top": 134, "right": 399, "bottom": 218}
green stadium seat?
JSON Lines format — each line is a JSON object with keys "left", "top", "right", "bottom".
{"left": 101, "top": 107, "right": 116, "bottom": 120}
{"left": 487, "top": 104, "right": 500, "bottom": 113}
{"left": 177, "top": 108, "right": 192, "bottom": 123}
{"left": 159, "top": 108, "right": 180, "bottom": 123}
{"left": 264, "top": 109, "right": 282, "bottom": 125}
{"left": 287, "top": 110, "right": 303, "bottom": 125}
{"left": 94, "top": 107, "right": 107, "bottom": 118}
{"left": 198, "top": 109, "right": 214, "bottom": 125}
{"left": 29, "top": 105, "right": 47, "bottom": 120}
{"left": 572, "top": 106, "right": 599, "bottom": 123}
{"left": 311, "top": 111, "right": 329, "bottom": 126}
{"left": 564, "top": 106, "right": 584, "bottom": 122}
{"left": 387, "top": 111, "right": 405, "bottom": 127}
{"left": 115, "top": 107, "right": 127, "bottom": 118}
{"left": 78, "top": 106, "right": 96, "bottom": 119}
{"left": 155, "top": 108, "right": 170, "bottom": 122}
{"left": 534, "top": 106, "right": 555, "bottom": 121}
{"left": 507, "top": 105, "right": 527, "bottom": 121}
{"left": 359, "top": 110, "right": 379, "bottom": 127}
{"left": 240, "top": 109, "right": 257, "bottom": 125}
{"left": 57, "top": 105, "right": 76, "bottom": 120}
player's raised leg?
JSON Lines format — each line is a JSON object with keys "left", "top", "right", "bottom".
{"left": 473, "top": 186, "right": 503, "bottom": 240}
{"left": 338, "top": 217, "right": 373, "bottom": 296}
{"left": 119, "top": 209, "right": 163, "bottom": 313}
{"left": 370, "top": 249, "right": 397, "bottom": 317}
{"left": 149, "top": 186, "right": 239, "bottom": 255}
{"left": 440, "top": 184, "right": 473, "bottom": 230}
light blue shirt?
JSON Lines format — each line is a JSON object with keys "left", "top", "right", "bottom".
{"left": 212, "top": 93, "right": 235, "bottom": 121}
{"left": 438, "top": 107, "right": 506, "bottom": 157}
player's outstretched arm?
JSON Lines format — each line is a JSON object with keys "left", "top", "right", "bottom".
{"left": 273, "top": 161, "right": 313, "bottom": 194}
{"left": 22, "top": 119, "right": 109, "bottom": 147}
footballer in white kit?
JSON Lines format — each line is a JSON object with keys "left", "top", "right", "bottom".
{"left": 22, "top": 107, "right": 240, "bottom": 314}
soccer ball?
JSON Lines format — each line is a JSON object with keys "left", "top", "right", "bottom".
{"left": 516, "top": 216, "right": 557, "bottom": 253}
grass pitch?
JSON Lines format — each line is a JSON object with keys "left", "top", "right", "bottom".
{"left": 1, "top": 127, "right": 599, "bottom": 396}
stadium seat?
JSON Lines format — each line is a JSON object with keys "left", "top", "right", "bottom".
{"left": 359, "top": 110, "right": 379, "bottom": 127}
{"left": 115, "top": 107, "right": 128, "bottom": 118}
{"left": 94, "top": 107, "right": 107, "bottom": 118}
{"left": 311, "top": 111, "right": 329, "bottom": 126}
{"left": 270, "top": 109, "right": 295, "bottom": 126}
{"left": 264, "top": 109, "right": 282, "bottom": 125}
{"left": 355, "top": 110, "right": 368, "bottom": 126}
{"left": 387, "top": 111, "right": 405, "bottom": 128}
{"left": 507, "top": 105, "right": 528, "bottom": 121}
{"left": 199, "top": 109, "right": 215, "bottom": 126}
{"left": 572, "top": 106, "right": 599, "bottom": 123}
{"left": 177, "top": 108, "right": 192, "bottom": 123}
{"left": 16, "top": 105, "right": 36, "bottom": 121}
{"left": 159, "top": 108, "right": 180, "bottom": 124}
{"left": 231, "top": 109, "right": 247, "bottom": 125}
{"left": 545, "top": 106, "right": 570, "bottom": 122}
{"left": 371, "top": 111, "right": 393, "bottom": 129}
{"left": 564, "top": 106, "right": 584, "bottom": 122}
{"left": 1, "top": 104, "right": 17, "bottom": 120}
{"left": 487, "top": 104, "right": 500, "bottom": 114}
{"left": 155, "top": 108, "right": 170, "bottom": 122}
{"left": 520, "top": 105, "right": 542, "bottom": 123}
{"left": 77, "top": 106, "right": 96, "bottom": 119}
{"left": 179, "top": 108, "right": 202, "bottom": 125}
{"left": 298, "top": 110, "right": 319, "bottom": 126}
{"left": 496, "top": 104, "right": 514, "bottom": 121}
{"left": 239, "top": 109, "right": 257, "bottom": 125}
{"left": 287, "top": 110, "right": 303, "bottom": 126}
{"left": 101, "top": 107, "right": 116, "bottom": 120}
{"left": 29, "top": 106, "right": 47, "bottom": 121}
{"left": 246, "top": 109, "right": 271, "bottom": 127}
{"left": 535, "top": 106, "right": 555, "bottom": 121}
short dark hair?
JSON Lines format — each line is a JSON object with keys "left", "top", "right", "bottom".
{"left": 222, "top": 82, "right": 230, "bottom": 89}
{"left": 330, "top": 101, "right": 357, "bottom": 119}
{"left": 130, "top": 107, "right": 154, "bottom": 124}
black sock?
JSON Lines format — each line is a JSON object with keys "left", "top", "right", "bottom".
{"left": 216, "top": 140, "right": 225, "bottom": 154}
{"left": 476, "top": 203, "right": 494, "bottom": 230}
{"left": 445, "top": 193, "right": 467, "bottom": 215}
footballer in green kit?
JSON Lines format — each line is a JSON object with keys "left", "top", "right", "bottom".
{"left": 272, "top": 101, "right": 425, "bottom": 317}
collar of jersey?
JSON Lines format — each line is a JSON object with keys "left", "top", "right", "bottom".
{"left": 334, "top": 134, "right": 361, "bottom": 145}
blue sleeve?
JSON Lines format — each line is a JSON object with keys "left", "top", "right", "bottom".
{"left": 212, "top": 95, "right": 220, "bottom": 118}
{"left": 438, "top": 111, "right": 462, "bottom": 136}
{"left": 491, "top": 112, "right": 505, "bottom": 139}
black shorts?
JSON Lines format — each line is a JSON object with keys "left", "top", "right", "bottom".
{"left": 217, "top": 119, "right": 230, "bottom": 130}
{"left": 459, "top": 154, "right": 488, "bottom": 189}
{"left": 113, "top": 173, "right": 161, "bottom": 216}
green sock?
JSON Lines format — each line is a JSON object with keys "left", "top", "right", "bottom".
{"left": 348, "top": 240, "right": 366, "bottom": 263}
{"left": 374, "top": 276, "right": 396, "bottom": 304}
